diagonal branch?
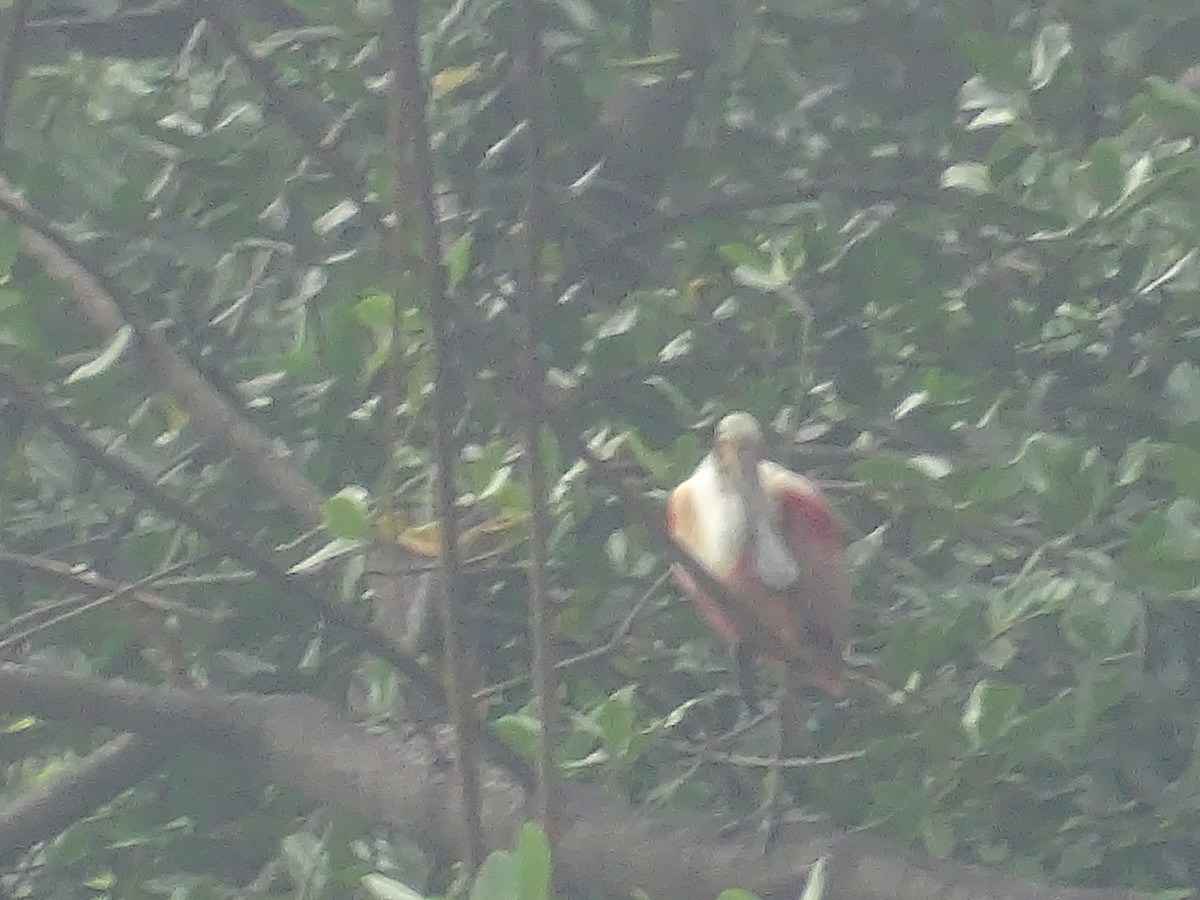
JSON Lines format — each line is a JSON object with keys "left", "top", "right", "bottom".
{"left": 0, "top": 734, "right": 168, "bottom": 866}
{"left": 0, "top": 178, "right": 323, "bottom": 526}
{"left": 0, "top": 365, "right": 535, "bottom": 792}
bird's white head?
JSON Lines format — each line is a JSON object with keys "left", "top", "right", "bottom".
{"left": 712, "top": 412, "right": 800, "bottom": 588}
{"left": 714, "top": 412, "right": 764, "bottom": 481}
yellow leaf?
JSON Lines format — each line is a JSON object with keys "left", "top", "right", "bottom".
{"left": 399, "top": 520, "right": 444, "bottom": 558}
{"left": 388, "top": 514, "right": 530, "bottom": 560}
{"left": 432, "top": 64, "right": 480, "bottom": 98}
{"left": 373, "top": 511, "right": 410, "bottom": 544}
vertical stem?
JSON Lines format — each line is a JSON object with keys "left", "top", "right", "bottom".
{"left": 0, "top": 0, "right": 30, "bottom": 148}
{"left": 387, "top": 0, "right": 484, "bottom": 875}
{"left": 515, "top": 0, "right": 560, "bottom": 849}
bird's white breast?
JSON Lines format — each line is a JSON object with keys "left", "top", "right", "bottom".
{"left": 684, "top": 457, "right": 799, "bottom": 588}
{"left": 685, "top": 456, "right": 750, "bottom": 575}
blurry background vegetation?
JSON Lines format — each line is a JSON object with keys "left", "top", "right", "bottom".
{"left": 2, "top": 0, "right": 1200, "bottom": 896}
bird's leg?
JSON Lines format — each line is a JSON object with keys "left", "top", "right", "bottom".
{"left": 733, "top": 640, "right": 763, "bottom": 715}
{"left": 715, "top": 701, "right": 788, "bottom": 850}
{"left": 713, "top": 642, "right": 767, "bottom": 825}
{"left": 717, "top": 683, "right": 791, "bottom": 855}
{"left": 758, "top": 684, "right": 788, "bottom": 855}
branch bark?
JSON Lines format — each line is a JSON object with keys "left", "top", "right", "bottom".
{"left": 0, "top": 664, "right": 1145, "bottom": 900}
{"left": 0, "top": 735, "right": 168, "bottom": 865}
{"left": 514, "top": 0, "right": 560, "bottom": 851}
{"left": 388, "top": 0, "right": 485, "bottom": 873}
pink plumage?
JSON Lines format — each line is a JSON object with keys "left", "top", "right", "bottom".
{"left": 667, "top": 414, "right": 850, "bottom": 697}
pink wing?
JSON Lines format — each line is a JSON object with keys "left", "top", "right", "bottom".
{"left": 773, "top": 471, "right": 852, "bottom": 677}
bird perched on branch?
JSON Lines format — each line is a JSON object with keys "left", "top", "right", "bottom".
{"left": 667, "top": 412, "right": 852, "bottom": 848}
{"left": 667, "top": 412, "right": 851, "bottom": 701}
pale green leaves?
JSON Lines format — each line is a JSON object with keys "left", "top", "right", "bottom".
{"left": 1029, "top": 23, "right": 1072, "bottom": 91}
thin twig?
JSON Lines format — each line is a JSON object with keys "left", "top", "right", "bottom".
{"left": 0, "top": 0, "right": 30, "bottom": 147}
{"left": 203, "top": 0, "right": 388, "bottom": 239}
{"left": 0, "top": 365, "right": 535, "bottom": 792}
{"left": 675, "top": 742, "right": 866, "bottom": 769}
{"left": 0, "top": 551, "right": 226, "bottom": 652}
{"left": 387, "top": 0, "right": 485, "bottom": 873}
{"left": 475, "top": 570, "right": 668, "bottom": 701}
{"left": 514, "top": 0, "right": 559, "bottom": 849}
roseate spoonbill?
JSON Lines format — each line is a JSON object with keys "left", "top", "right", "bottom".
{"left": 667, "top": 412, "right": 851, "bottom": 846}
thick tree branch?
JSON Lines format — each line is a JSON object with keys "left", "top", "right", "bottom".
{"left": 0, "top": 735, "right": 168, "bottom": 866}
{"left": 0, "top": 664, "right": 1144, "bottom": 900}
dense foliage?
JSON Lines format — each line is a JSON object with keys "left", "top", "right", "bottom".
{"left": 2, "top": 0, "right": 1200, "bottom": 896}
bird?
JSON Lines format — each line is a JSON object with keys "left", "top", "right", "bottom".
{"left": 666, "top": 412, "right": 852, "bottom": 849}
{"left": 666, "top": 411, "right": 851, "bottom": 700}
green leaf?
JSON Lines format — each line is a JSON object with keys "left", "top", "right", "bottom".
{"left": 1116, "top": 439, "right": 1154, "bottom": 486}
{"left": 962, "top": 679, "right": 1024, "bottom": 749}
{"left": 1060, "top": 582, "right": 1141, "bottom": 654}
{"left": 717, "top": 242, "right": 767, "bottom": 269}
{"left": 1029, "top": 22, "right": 1072, "bottom": 91}
{"left": 554, "top": 0, "right": 599, "bottom": 32}
{"left": 732, "top": 263, "right": 786, "bottom": 292}
{"left": 960, "top": 76, "right": 1018, "bottom": 115}
{"left": 493, "top": 713, "right": 541, "bottom": 759}
{"left": 659, "top": 330, "right": 692, "bottom": 362}
{"left": 288, "top": 537, "right": 363, "bottom": 574}
{"left": 313, "top": 199, "right": 359, "bottom": 234}
{"left": 282, "top": 832, "right": 328, "bottom": 896}
{"left": 854, "top": 452, "right": 952, "bottom": 489}
{"left": 868, "top": 778, "right": 926, "bottom": 837}
{"left": 1165, "top": 362, "right": 1200, "bottom": 424}
{"left": 1054, "top": 834, "right": 1102, "bottom": 880}
{"left": 1142, "top": 76, "right": 1200, "bottom": 137}
{"left": 940, "top": 163, "right": 991, "bottom": 194}
{"left": 1085, "top": 139, "right": 1123, "bottom": 207}
{"left": 1166, "top": 444, "right": 1200, "bottom": 498}
{"left": 1117, "top": 154, "right": 1152, "bottom": 205}
{"left": 470, "top": 850, "right": 517, "bottom": 900}
{"left": 324, "top": 486, "right": 371, "bottom": 540}
{"left": 1165, "top": 498, "right": 1200, "bottom": 559}
{"left": 595, "top": 306, "right": 637, "bottom": 340}
{"left": 891, "top": 391, "right": 928, "bottom": 420}
{"left": 1138, "top": 248, "right": 1197, "bottom": 294}
{"left": 362, "top": 874, "right": 428, "bottom": 900}
{"left": 354, "top": 293, "right": 394, "bottom": 332}
{"left": 446, "top": 232, "right": 475, "bottom": 290}
{"left": 716, "top": 891, "right": 761, "bottom": 900}
{"left": 594, "top": 685, "right": 636, "bottom": 759}
{"left": 909, "top": 454, "right": 953, "bottom": 479}
{"left": 432, "top": 64, "right": 481, "bottom": 98}
{"left": 920, "top": 816, "right": 956, "bottom": 860}
{"left": 800, "top": 857, "right": 827, "bottom": 900}
{"left": 514, "top": 823, "right": 551, "bottom": 900}
{"left": 65, "top": 325, "right": 133, "bottom": 383}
